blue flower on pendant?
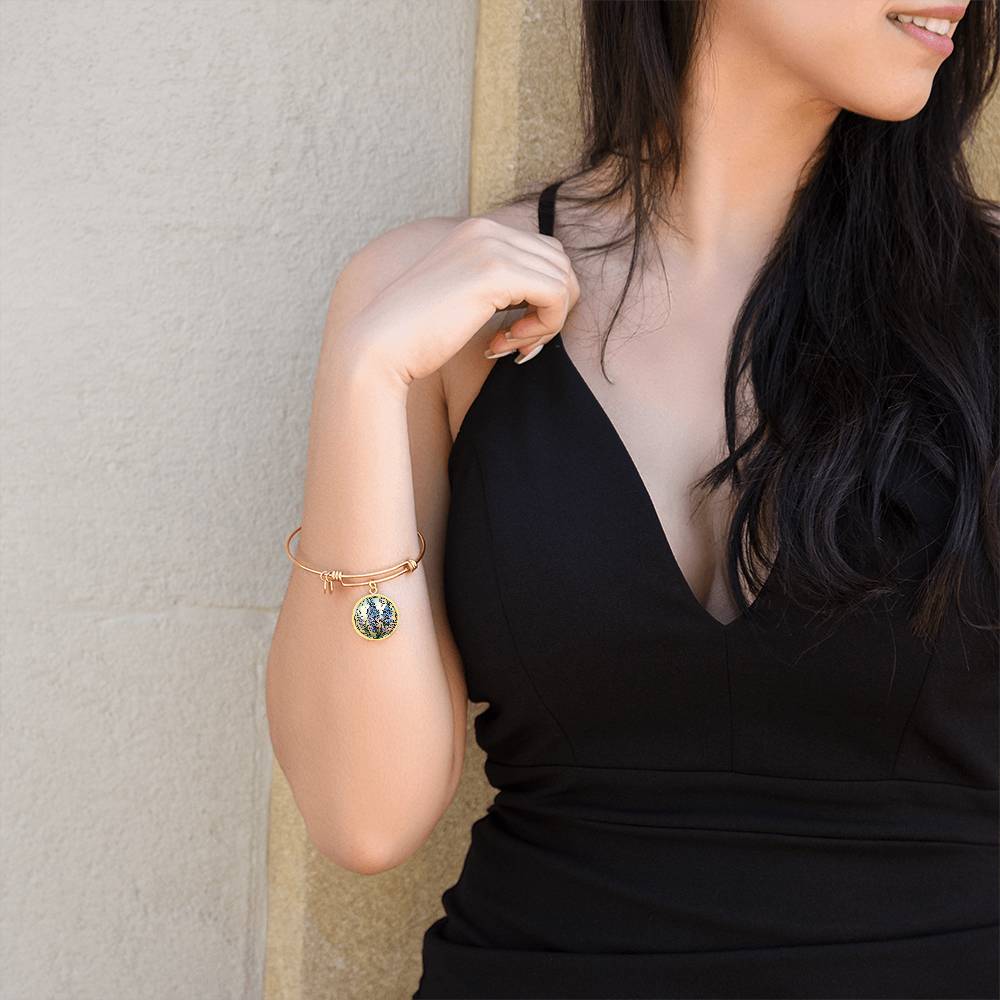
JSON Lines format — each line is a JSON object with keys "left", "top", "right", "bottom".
{"left": 352, "top": 591, "right": 399, "bottom": 640}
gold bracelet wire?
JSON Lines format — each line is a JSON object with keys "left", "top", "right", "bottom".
{"left": 284, "top": 526, "right": 426, "bottom": 594}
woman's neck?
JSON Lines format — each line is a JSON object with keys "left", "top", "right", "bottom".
{"left": 662, "top": 21, "right": 842, "bottom": 276}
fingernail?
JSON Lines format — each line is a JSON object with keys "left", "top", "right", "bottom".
{"left": 484, "top": 347, "right": 515, "bottom": 359}
{"left": 514, "top": 343, "right": 545, "bottom": 364}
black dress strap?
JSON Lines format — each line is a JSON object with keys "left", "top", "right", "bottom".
{"left": 538, "top": 180, "right": 563, "bottom": 238}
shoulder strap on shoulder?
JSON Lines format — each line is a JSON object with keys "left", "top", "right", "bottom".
{"left": 538, "top": 180, "right": 563, "bottom": 237}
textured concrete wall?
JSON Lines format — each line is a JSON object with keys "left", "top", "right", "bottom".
{"left": 0, "top": 1, "right": 477, "bottom": 998}
{"left": 469, "top": 0, "right": 583, "bottom": 213}
{"left": 969, "top": 96, "right": 1000, "bottom": 200}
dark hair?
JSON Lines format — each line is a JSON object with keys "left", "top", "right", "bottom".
{"left": 507, "top": 0, "right": 1000, "bottom": 644}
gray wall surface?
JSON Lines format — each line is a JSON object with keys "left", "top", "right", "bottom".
{"left": 0, "top": 1, "right": 478, "bottom": 997}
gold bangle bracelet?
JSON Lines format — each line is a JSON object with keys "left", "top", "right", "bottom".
{"left": 284, "top": 525, "right": 426, "bottom": 641}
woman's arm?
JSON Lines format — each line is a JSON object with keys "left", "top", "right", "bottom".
{"left": 265, "top": 219, "right": 465, "bottom": 875}
{"left": 265, "top": 213, "right": 577, "bottom": 874}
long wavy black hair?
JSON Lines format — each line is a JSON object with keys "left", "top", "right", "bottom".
{"left": 509, "top": 0, "right": 1000, "bottom": 645}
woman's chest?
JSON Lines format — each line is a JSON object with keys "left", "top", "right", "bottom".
{"left": 443, "top": 336, "right": 996, "bottom": 787}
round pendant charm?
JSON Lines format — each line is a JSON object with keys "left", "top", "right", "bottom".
{"left": 352, "top": 590, "right": 399, "bottom": 640}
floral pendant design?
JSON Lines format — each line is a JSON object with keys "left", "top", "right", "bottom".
{"left": 352, "top": 581, "right": 399, "bottom": 640}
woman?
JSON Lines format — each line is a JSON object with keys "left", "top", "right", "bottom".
{"left": 266, "top": 1, "right": 1000, "bottom": 997}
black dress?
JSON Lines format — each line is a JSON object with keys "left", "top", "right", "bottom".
{"left": 412, "top": 182, "right": 999, "bottom": 999}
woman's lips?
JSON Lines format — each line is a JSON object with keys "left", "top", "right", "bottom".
{"left": 888, "top": 16, "right": 956, "bottom": 57}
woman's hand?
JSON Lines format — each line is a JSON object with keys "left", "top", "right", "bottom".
{"left": 339, "top": 215, "right": 580, "bottom": 388}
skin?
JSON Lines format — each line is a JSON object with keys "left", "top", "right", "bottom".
{"left": 266, "top": 0, "right": 967, "bottom": 872}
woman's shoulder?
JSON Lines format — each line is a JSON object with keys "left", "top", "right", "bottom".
{"left": 337, "top": 216, "right": 460, "bottom": 297}
{"left": 331, "top": 195, "right": 542, "bottom": 321}
{"left": 348, "top": 196, "right": 540, "bottom": 273}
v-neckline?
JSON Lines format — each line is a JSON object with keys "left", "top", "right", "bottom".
{"left": 550, "top": 330, "right": 778, "bottom": 634}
